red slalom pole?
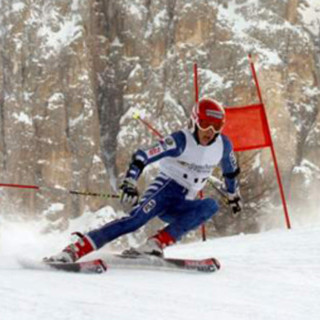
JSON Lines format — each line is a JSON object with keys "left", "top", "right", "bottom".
{"left": 193, "top": 62, "right": 207, "bottom": 241}
{"left": 248, "top": 54, "right": 264, "bottom": 104}
{"left": 248, "top": 54, "right": 291, "bottom": 229}
{"left": 134, "top": 63, "right": 207, "bottom": 240}
{"left": 194, "top": 63, "right": 199, "bottom": 103}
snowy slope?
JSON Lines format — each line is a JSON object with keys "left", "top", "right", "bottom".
{"left": 1, "top": 221, "right": 320, "bottom": 320}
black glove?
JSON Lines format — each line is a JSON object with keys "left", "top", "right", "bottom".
{"left": 119, "top": 178, "right": 139, "bottom": 205}
{"left": 227, "top": 192, "right": 243, "bottom": 217}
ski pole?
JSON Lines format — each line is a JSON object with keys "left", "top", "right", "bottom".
{"left": 69, "top": 190, "right": 120, "bottom": 199}
{"left": 207, "top": 176, "right": 229, "bottom": 203}
{"left": 194, "top": 62, "right": 207, "bottom": 241}
{"left": 0, "top": 183, "right": 119, "bottom": 199}
{"left": 133, "top": 111, "right": 164, "bottom": 139}
{"left": 0, "top": 183, "right": 39, "bottom": 190}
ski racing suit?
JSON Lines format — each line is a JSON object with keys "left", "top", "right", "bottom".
{"left": 86, "top": 129, "right": 240, "bottom": 249}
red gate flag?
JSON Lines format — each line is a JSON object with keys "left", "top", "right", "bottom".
{"left": 222, "top": 103, "right": 272, "bottom": 152}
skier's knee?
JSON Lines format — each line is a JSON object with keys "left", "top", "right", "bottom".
{"left": 201, "top": 198, "right": 219, "bottom": 220}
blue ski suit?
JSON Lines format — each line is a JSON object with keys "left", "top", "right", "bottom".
{"left": 87, "top": 129, "right": 239, "bottom": 249}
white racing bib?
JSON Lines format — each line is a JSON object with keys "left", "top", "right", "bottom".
{"left": 159, "top": 129, "right": 224, "bottom": 199}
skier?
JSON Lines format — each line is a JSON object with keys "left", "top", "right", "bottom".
{"left": 46, "top": 98, "right": 242, "bottom": 263}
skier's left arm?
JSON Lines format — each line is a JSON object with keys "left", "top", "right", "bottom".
{"left": 220, "top": 135, "right": 243, "bottom": 216}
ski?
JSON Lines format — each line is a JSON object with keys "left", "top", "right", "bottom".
{"left": 18, "top": 258, "right": 107, "bottom": 274}
{"left": 45, "top": 259, "right": 107, "bottom": 274}
{"left": 19, "top": 255, "right": 220, "bottom": 274}
{"left": 100, "top": 253, "right": 221, "bottom": 273}
{"left": 163, "top": 257, "right": 220, "bottom": 272}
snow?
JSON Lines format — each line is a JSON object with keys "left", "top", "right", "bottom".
{"left": 42, "top": 15, "right": 82, "bottom": 50}
{"left": 303, "top": 85, "right": 320, "bottom": 98}
{"left": 298, "top": 1, "right": 320, "bottom": 36}
{"left": 111, "top": 36, "right": 123, "bottom": 47}
{"left": 128, "top": 63, "right": 142, "bottom": 79}
{"left": 71, "top": 0, "right": 80, "bottom": 12}
{"left": 43, "top": 203, "right": 65, "bottom": 217}
{"left": 69, "top": 114, "right": 84, "bottom": 127}
{"left": 164, "top": 90, "right": 184, "bottom": 113}
{"left": 252, "top": 153, "right": 264, "bottom": 175}
{"left": 1, "top": 217, "right": 320, "bottom": 320}
{"left": 12, "top": 112, "right": 33, "bottom": 125}
{"left": 23, "top": 91, "right": 34, "bottom": 102}
{"left": 36, "top": 5, "right": 83, "bottom": 57}
{"left": 216, "top": 0, "right": 286, "bottom": 66}
{"left": 68, "top": 206, "right": 119, "bottom": 233}
{"left": 293, "top": 159, "right": 320, "bottom": 186}
{"left": 93, "top": 155, "right": 103, "bottom": 164}
{"left": 11, "top": 2, "right": 26, "bottom": 13}
{"left": 217, "top": 0, "right": 254, "bottom": 34}
{"left": 199, "top": 69, "right": 228, "bottom": 94}
{"left": 153, "top": 9, "right": 168, "bottom": 28}
{"left": 48, "top": 93, "right": 64, "bottom": 110}
{"left": 123, "top": 1, "right": 147, "bottom": 21}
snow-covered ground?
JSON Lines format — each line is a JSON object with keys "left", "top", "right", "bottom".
{"left": 1, "top": 218, "right": 319, "bottom": 320}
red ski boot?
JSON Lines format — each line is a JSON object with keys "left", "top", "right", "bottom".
{"left": 123, "top": 229, "right": 176, "bottom": 257}
{"left": 44, "top": 233, "right": 95, "bottom": 263}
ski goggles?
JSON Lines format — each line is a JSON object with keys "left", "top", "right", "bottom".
{"left": 197, "top": 118, "right": 223, "bottom": 133}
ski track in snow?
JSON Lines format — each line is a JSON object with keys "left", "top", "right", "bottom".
{"left": 1, "top": 224, "right": 320, "bottom": 320}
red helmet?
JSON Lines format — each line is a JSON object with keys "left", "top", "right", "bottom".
{"left": 191, "top": 98, "right": 225, "bottom": 133}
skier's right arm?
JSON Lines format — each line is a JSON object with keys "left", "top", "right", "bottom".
{"left": 119, "top": 131, "right": 186, "bottom": 205}
{"left": 125, "top": 131, "right": 186, "bottom": 181}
